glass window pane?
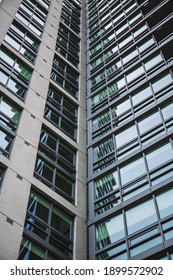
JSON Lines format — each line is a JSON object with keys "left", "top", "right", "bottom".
{"left": 156, "top": 188, "right": 173, "bottom": 219}
{"left": 61, "top": 119, "right": 76, "bottom": 139}
{"left": 162, "top": 102, "right": 173, "bottom": 120}
{"left": 59, "top": 143, "right": 74, "bottom": 165}
{"left": 44, "top": 107, "right": 60, "bottom": 125}
{"left": 40, "top": 130, "right": 57, "bottom": 151}
{"left": 7, "top": 78, "right": 26, "bottom": 98}
{"left": 130, "top": 236, "right": 162, "bottom": 257}
{"left": 126, "top": 66, "right": 144, "bottom": 83}
{"left": 0, "top": 48, "right": 14, "bottom": 66}
{"left": 35, "top": 158, "right": 54, "bottom": 182}
{"left": 28, "top": 191, "right": 50, "bottom": 223}
{"left": 122, "top": 49, "right": 138, "bottom": 65}
{"left": 96, "top": 214, "right": 125, "bottom": 250}
{"left": 92, "top": 111, "right": 110, "bottom": 131}
{"left": 4, "top": 34, "right": 20, "bottom": 51}
{"left": 145, "top": 54, "right": 163, "bottom": 71}
{"left": 55, "top": 172, "right": 73, "bottom": 197}
{"left": 132, "top": 86, "right": 152, "bottom": 106}
{"left": 138, "top": 111, "right": 162, "bottom": 134}
{"left": 95, "top": 171, "right": 118, "bottom": 199}
{"left": 29, "top": 23, "right": 42, "bottom": 36}
{"left": 120, "top": 157, "right": 146, "bottom": 185}
{"left": 152, "top": 74, "right": 173, "bottom": 92}
{"left": 126, "top": 200, "right": 157, "bottom": 234}
{"left": 19, "top": 238, "right": 44, "bottom": 260}
{"left": 116, "top": 125, "right": 137, "bottom": 147}
{"left": 146, "top": 143, "right": 173, "bottom": 170}
{"left": 97, "top": 243, "right": 126, "bottom": 260}
{"left": 51, "top": 206, "right": 73, "bottom": 239}
{"left": 0, "top": 131, "right": 12, "bottom": 152}
{"left": 0, "top": 71, "right": 8, "bottom": 85}
{"left": 14, "top": 61, "right": 31, "bottom": 80}
{"left": 0, "top": 99, "right": 20, "bottom": 123}
{"left": 112, "top": 98, "right": 131, "bottom": 117}
{"left": 93, "top": 138, "right": 114, "bottom": 161}
{"left": 138, "top": 37, "right": 155, "bottom": 53}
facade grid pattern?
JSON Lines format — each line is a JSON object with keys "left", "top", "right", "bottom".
{"left": 86, "top": 0, "right": 173, "bottom": 260}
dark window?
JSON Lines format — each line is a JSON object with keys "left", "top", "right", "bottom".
{"left": 61, "top": 0, "right": 81, "bottom": 35}
{"left": 0, "top": 165, "right": 5, "bottom": 187}
{"left": 51, "top": 56, "right": 79, "bottom": 98}
{"left": 34, "top": 128, "right": 76, "bottom": 202}
{"left": 18, "top": 189, "right": 74, "bottom": 260}
{"left": 0, "top": 95, "right": 21, "bottom": 156}
{"left": 44, "top": 87, "right": 77, "bottom": 140}
{"left": 56, "top": 24, "right": 80, "bottom": 68}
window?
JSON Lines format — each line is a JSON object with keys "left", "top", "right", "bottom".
{"left": 0, "top": 47, "right": 32, "bottom": 99}
{"left": 115, "top": 124, "right": 137, "bottom": 148}
{"left": 91, "top": 62, "right": 121, "bottom": 88}
{"left": 19, "top": 238, "right": 46, "bottom": 260}
{"left": 93, "top": 137, "right": 114, "bottom": 162}
{"left": 122, "top": 48, "right": 138, "bottom": 66}
{"left": 51, "top": 56, "right": 79, "bottom": 98}
{"left": 146, "top": 142, "right": 173, "bottom": 171}
{"left": 161, "top": 101, "right": 173, "bottom": 120}
{"left": 96, "top": 242, "right": 127, "bottom": 260}
{"left": 95, "top": 171, "right": 119, "bottom": 199}
{"left": 138, "top": 37, "right": 155, "bottom": 54}
{"left": 126, "top": 65, "right": 144, "bottom": 84}
{"left": 0, "top": 96, "right": 21, "bottom": 156}
{"left": 61, "top": 0, "right": 81, "bottom": 35}
{"left": 96, "top": 214, "right": 125, "bottom": 250}
{"left": 56, "top": 24, "right": 80, "bottom": 68}
{"left": 4, "top": 22, "right": 40, "bottom": 63}
{"left": 94, "top": 171, "right": 120, "bottom": 215}
{"left": 156, "top": 188, "right": 173, "bottom": 219}
{"left": 126, "top": 200, "right": 157, "bottom": 235}
{"left": 112, "top": 96, "right": 131, "bottom": 115}
{"left": 138, "top": 110, "right": 164, "bottom": 145}
{"left": 92, "top": 110, "right": 111, "bottom": 140}
{"left": 18, "top": 189, "right": 74, "bottom": 260}
{"left": 16, "top": 0, "right": 48, "bottom": 36}
{"left": 34, "top": 128, "right": 76, "bottom": 201}
{"left": 92, "top": 110, "right": 110, "bottom": 132}
{"left": 152, "top": 73, "right": 173, "bottom": 93}
{"left": 44, "top": 87, "right": 77, "bottom": 140}
{"left": 131, "top": 85, "right": 153, "bottom": 106}
{"left": 120, "top": 157, "right": 146, "bottom": 186}
{"left": 144, "top": 53, "right": 163, "bottom": 72}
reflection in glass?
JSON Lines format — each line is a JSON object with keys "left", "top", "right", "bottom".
{"left": 156, "top": 188, "right": 173, "bottom": 219}
{"left": 146, "top": 143, "right": 173, "bottom": 170}
{"left": 120, "top": 157, "right": 146, "bottom": 185}
{"left": 126, "top": 200, "right": 157, "bottom": 234}
{"left": 96, "top": 213, "right": 125, "bottom": 250}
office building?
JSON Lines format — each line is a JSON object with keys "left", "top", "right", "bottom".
{"left": 86, "top": 0, "right": 173, "bottom": 260}
{"left": 0, "top": 0, "right": 173, "bottom": 260}
{"left": 0, "top": 0, "right": 87, "bottom": 260}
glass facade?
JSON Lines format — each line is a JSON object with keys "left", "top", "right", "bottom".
{"left": 0, "top": 0, "right": 83, "bottom": 260}
{"left": 87, "top": 0, "right": 173, "bottom": 260}
{"left": 0, "top": 0, "right": 173, "bottom": 261}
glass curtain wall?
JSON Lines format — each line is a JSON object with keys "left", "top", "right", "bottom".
{"left": 87, "top": 0, "right": 173, "bottom": 260}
